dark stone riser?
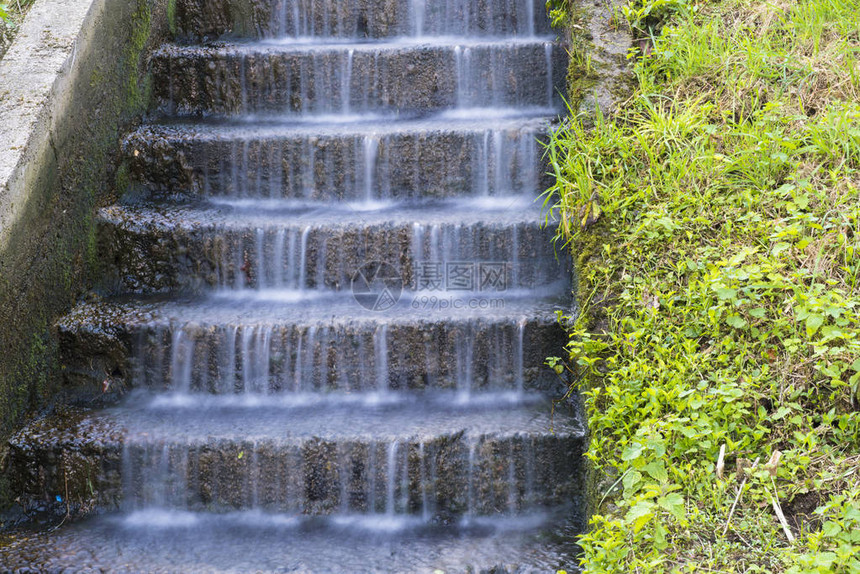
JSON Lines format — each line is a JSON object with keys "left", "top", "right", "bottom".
{"left": 99, "top": 218, "right": 567, "bottom": 294}
{"left": 59, "top": 316, "right": 567, "bottom": 397}
{"left": 9, "top": 429, "right": 584, "bottom": 520}
{"left": 151, "top": 43, "right": 567, "bottom": 116}
{"left": 171, "top": 0, "right": 551, "bottom": 42}
{"left": 123, "top": 125, "right": 551, "bottom": 200}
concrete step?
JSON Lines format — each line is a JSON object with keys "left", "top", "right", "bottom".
{"left": 170, "top": 0, "right": 551, "bottom": 42}
{"left": 151, "top": 39, "right": 566, "bottom": 116}
{"left": 97, "top": 199, "right": 567, "bottom": 294}
{"left": 56, "top": 292, "right": 570, "bottom": 398}
{"left": 122, "top": 111, "right": 555, "bottom": 200}
{"left": 7, "top": 399, "right": 585, "bottom": 517}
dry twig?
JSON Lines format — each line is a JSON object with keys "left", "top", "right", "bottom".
{"left": 716, "top": 444, "right": 726, "bottom": 480}
{"left": 723, "top": 456, "right": 760, "bottom": 537}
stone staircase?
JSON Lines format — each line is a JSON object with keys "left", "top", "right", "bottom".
{"left": 1, "top": 0, "right": 586, "bottom": 571}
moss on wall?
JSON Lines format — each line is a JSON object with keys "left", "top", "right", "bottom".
{"left": 0, "top": 0, "right": 172, "bottom": 510}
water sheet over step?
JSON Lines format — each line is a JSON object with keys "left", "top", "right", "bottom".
{"left": 0, "top": 509, "right": 582, "bottom": 572}
{"left": 57, "top": 294, "right": 568, "bottom": 395}
{"left": 123, "top": 113, "right": 552, "bottom": 200}
{"left": 98, "top": 200, "right": 568, "bottom": 293}
{"left": 8, "top": 400, "right": 585, "bottom": 518}
{"left": 171, "top": 0, "right": 553, "bottom": 41}
{"left": 152, "top": 40, "right": 566, "bottom": 116}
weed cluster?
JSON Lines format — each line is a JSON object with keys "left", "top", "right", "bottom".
{"left": 0, "top": 0, "right": 35, "bottom": 60}
{"left": 545, "top": 0, "right": 860, "bottom": 571}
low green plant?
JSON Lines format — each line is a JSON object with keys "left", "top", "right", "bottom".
{"left": 545, "top": 0, "right": 860, "bottom": 571}
{"left": 546, "top": 0, "right": 570, "bottom": 29}
{"left": 0, "top": 0, "right": 35, "bottom": 30}
{"left": 1, "top": 0, "right": 36, "bottom": 54}
{"left": 622, "top": 0, "right": 693, "bottom": 39}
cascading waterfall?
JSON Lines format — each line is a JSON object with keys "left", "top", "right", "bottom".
{"left": 298, "top": 226, "right": 311, "bottom": 289}
{"left": 386, "top": 441, "right": 399, "bottom": 515}
{"left": 138, "top": 317, "right": 551, "bottom": 395}
{"left": 508, "top": 442, "right": 518, "bottom": 513}
{"left": 342, "top": 49, "right": 354, "bottom": 114}
{"left": 267, "top": 0, "right": 550, "bottom": 39}
{"left": 1, "top": 0, "right": 588, "bottom": 569}
{"left": 374, "top": 324, "right": 389, "bottom": 392}
{"left": 112, "top": 435, "right": 553, "bottom": 520}
{"left": 170, "top": 329, "right": 194, "bottom": 393}
{"left": 545, "top": 41, "right": 554, "bottom": 107}
{"left": 515, "top": 318, "right": 527, "bottom": 394}
{"left": 362, "top": 134, "right": 379, "bottom": 202}
{"left": 465, "top": 439, "right": 477, "bottom": 521}
{"left": 412, "top": 0, "right": 426, "bottom": 36}
{"left": 133, "top": 122, "right": 548, "bottom": 200}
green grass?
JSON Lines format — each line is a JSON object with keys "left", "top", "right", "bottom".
{"left": 545, "top": 0, "right": 860, "bottom": 571}
{"left": 0, "top": 0, "right": 35, "bottom": 59}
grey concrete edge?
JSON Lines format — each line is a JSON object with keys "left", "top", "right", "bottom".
{"left": 0, "top": 0, "right": 105, "bottom": 250}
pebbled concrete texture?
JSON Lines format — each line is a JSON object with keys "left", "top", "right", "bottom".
{"left": 0, "top": 0, "right": 91, "bottom": 194}
{"left": 0, "top": 0, "right": 171, "bottom": 510}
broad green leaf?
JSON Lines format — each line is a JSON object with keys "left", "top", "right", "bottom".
{"left": 844, "top": 506, "right": 860, "bottom": 522}
{"left": 821, "top": 521, "right": 842, "bottom": 537}
{"left": 646, "top": 437, "right": 667, "bottom": 457}
{"left": 820, "top": 326, "right": 844, "bottom": 341}
{"left": 621, "top": 442, "right": 644, "bottom": 461}
{"left": 715, "top": 287, "right": 737, "bottom": 300}
{"left": 653, "top": 521, "right": 668, "bottom": 550}
{"left": 623, "top": 470, "right": 643, "bottom": 496}
{"left": 749, "top": 307, "right": 767, "bottom": 318}
{"left": 644, "top": 461, "right": 668, "bottom": 483}
{"left": 806, "top": 314, "right": 825, "bottom": 336}
{"left": 658, "top": 493, "right": 686, "bottom": 522}
{"left": 625, "top": 501, "right": 654, "bottom": 533}
{"left": 773, "top": 242, "right": 791, "bottom": 256}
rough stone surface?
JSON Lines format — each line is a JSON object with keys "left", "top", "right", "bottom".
{"left": 575, "top": 0, "right": 633, "bottom": 118}
{"left": 170, "top": 0, "right": 552, "bottom": 42}
{"left": 151, "top": 41, "right": 568, "bottom": 116}
{"left": 7, "top": 401, "right": 585, "bottom": 518}
{"left": 96, "top": 202, "right": 567, "bottom": 294}
{"left": 54, "top": 296, "right": 569, "bottom": 397}
{"left": 121, "top": 118, "right": 553, "bottom": 200}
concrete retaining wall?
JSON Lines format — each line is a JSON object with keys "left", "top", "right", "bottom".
{"left": 0, "top": 0, "right": 170, "bottom": 508}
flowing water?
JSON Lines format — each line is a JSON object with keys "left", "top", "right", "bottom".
{"left": 2, "top": 0, "right": 586, "bottom": 571}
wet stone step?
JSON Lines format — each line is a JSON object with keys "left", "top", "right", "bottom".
{"left": 171, "top": 0, "right": 551, "bottom": 42}
{"left": 0, "top": 509, "right": 582, "bottom": 573}
{"left": 122, "top": 113, "right": 554, "bottom": 200}
{"left": 56, "top": 294, "right": 569, "bottom": 398}
{"left": 0, "top": 2, "right": 584, "bottom": 568}
{"left": 8, "top": 401, "right": 585, "bottom": 518}
{"left": 98, "top": 200, "right": 567, "bottom": 294}
{"left": 151, "top": 40, "right": 567, "bottom": 116}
